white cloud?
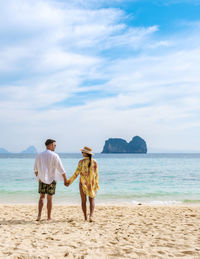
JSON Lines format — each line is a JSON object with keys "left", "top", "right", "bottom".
{"left": 0, "top": 0, "right": 200, "bottom": 152}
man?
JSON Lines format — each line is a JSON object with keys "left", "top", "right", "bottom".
{"left": 34, "top": 139, "right": 67, "bottom": 221}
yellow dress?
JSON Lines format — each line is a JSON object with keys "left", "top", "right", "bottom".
{"left": 69, "top": 157, "right": 99, "bottom": 198}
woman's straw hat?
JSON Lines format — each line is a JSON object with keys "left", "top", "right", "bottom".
{"left": 80, "top": 146, "right": 93, "bottom": 155}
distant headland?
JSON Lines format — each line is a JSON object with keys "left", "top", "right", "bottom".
{"left": 102, "top": 136, "right": 147, "bottom": 153}
{"left": 0, "top": 145, "right": 37, "bottom": 154}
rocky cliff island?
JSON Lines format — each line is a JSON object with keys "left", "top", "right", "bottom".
{"left": 21, "top": 145, "right": 37, "bottom": 154}
{"left": 0, "top": 146, "right": 37, "bottom": 154}
{"left": 102, "top": 136, "right": 147, "bottom": 153}
{"left": 0, "top": 148, "right": 10, "bottom": 154}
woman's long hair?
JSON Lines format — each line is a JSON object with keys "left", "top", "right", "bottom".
{"left": 87, "top": 153, "right": 92, "bottom": 168}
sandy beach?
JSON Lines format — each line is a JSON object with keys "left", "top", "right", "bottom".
{"left": 0, "top": 205, "right": 200, "bottom": 258}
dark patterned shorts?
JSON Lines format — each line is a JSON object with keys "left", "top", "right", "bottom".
{"left": 38, "top": 180, "right": 56, "bottom": 195}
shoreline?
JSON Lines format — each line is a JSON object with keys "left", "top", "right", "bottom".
{"left": 1, "top": 203, "right": 200, "bottom": 210}
{"left": 1, "top": 204, "right": 200, "bottom": 210}
{"left": 0, "top": 200, "right": 200, "bottom": 206}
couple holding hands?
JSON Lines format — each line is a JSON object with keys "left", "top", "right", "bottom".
{"left": 34, "top": 139, "right": 99, "bottom": 222}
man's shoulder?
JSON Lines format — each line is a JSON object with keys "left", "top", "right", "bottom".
{"left": 47, "top": 150, "right": 60, "bottom": 159}
{"left": 38, "top": 150, "right": 60, "bottom": 158}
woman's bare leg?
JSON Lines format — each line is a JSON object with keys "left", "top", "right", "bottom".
{"left": 89, "top": 197, "right": 95, "bottom": 220}
{"left": 79, "top": 183, "right": 87, "bottom": 220}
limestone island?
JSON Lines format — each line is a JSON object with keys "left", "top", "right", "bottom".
{"left": 102, "top": 136, "right": 147, "bottom": 153}
{"left": 21, "top": 145, "right": 37, "bottom": 154}
{"left": 0, "top": 148, "right": 10, "bottom": 154}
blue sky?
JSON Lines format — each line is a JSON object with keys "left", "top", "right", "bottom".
{"left": 0, "top": 0, "right": 200, "bottom": 152}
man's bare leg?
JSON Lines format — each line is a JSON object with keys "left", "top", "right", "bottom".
{"left": 47, "top": 194, "right": 53, "bottom": 220}
{"left": 37, "top": 194, "right": 45, "bottom": 221}
{"left": 79, "top": 183, "right": 87, "bottom": 221}
{"left": 89, "top": 197, "right": 95, "bottom": 222}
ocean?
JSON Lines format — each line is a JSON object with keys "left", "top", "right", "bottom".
{"left": 0, "top": 153, "right": 200, "bottom": 205}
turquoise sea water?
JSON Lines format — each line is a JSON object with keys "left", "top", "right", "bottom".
{"left": 0, "top": 153, "right": 200, "bottom": 204}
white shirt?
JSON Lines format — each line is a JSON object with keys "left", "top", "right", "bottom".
{"left": 34, "top": 150, "right": 65, "bottom": 184}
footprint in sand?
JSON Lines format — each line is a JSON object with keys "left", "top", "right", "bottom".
{"left": 182, "top": 250, "right": 196, "bottom": 255}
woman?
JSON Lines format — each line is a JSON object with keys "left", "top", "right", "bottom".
{"left": 67, "top": 146, "right": 99, "bottom": 222}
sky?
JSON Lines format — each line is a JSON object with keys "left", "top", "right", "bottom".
{"left": 0, "top": 0, "right": 200, "bottom": 153}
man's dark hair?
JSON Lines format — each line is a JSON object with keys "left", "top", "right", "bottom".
{"left": 45, "top": 139, "right": 56, "bottom": 146}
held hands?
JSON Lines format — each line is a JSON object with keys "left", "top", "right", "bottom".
{"left": 64, "top": 180, "right": 70, "bottom": 187}
{"left": 63, "top": 174, "right": 70, "bottom": 187}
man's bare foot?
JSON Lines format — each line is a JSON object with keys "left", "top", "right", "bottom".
{"left": 36, "top": 217, "right": 41, "bottom": 221}
{"left": 47, "top": 218, "right": 53, "bottom": 221}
